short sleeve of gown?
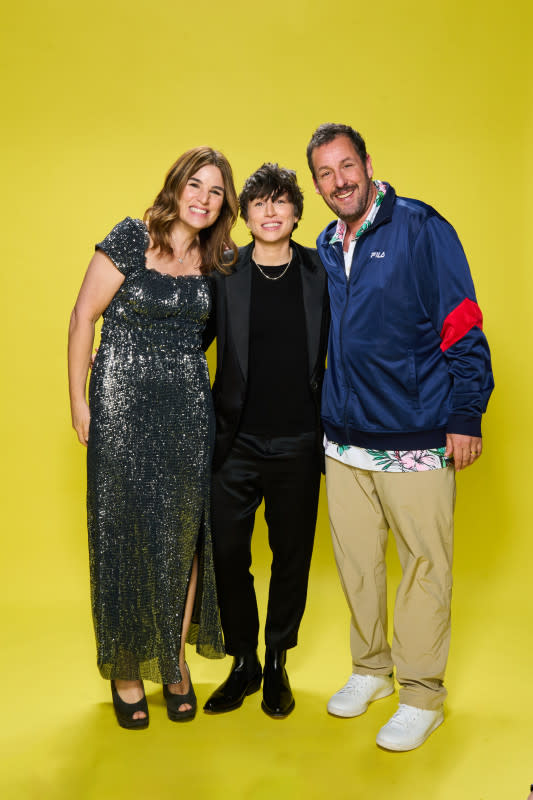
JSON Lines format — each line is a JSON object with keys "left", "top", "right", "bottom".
{"left": 95, "top": 217, "right": 149, "bottom": 276}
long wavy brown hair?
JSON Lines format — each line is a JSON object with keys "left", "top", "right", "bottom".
{"left": 144, "top": 147, "right": 238, "bottom": 274}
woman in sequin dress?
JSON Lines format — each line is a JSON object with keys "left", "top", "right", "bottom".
{"left": 68, "top": 147, "right": 237, "bottom": 728}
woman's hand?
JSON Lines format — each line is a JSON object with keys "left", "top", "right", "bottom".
{"left": 72, "top": 398, "right": 91, "bottom": 446}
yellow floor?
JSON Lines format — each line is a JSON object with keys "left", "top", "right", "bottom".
{"left": 2, "top": 484, "right": 531, "bottom": 800}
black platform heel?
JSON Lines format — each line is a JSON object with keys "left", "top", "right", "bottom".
{"left": 111, "top": 680, "right": 149, "bottom": 730}
{"left": 163, "top": 663, "right": 197, "bottom": 722}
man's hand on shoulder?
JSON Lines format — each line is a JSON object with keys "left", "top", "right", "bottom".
{"left": 444, "top": 433, "right": 482, "bottom": 471}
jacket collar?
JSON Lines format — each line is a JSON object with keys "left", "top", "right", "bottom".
{"left": 374, "top": 182, "right": 395, "bottom": 227}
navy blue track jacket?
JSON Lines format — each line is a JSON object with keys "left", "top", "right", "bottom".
{"left": 317, "top": 184, "right": 494, "bottom": 451}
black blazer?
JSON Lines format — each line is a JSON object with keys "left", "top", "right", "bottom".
{"left": 203, "top": 241, "right": 330, "bottom": 472}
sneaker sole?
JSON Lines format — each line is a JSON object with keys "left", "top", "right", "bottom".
{"left": 376, "top": 712, "right": 444, "bottom": 751}
{"left": 327, "top": 685, "right": 394, "bottom": 718}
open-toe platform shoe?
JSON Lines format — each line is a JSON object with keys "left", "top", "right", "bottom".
{"left": 163, "top": 664, "right": 197, "bottom": 722}
{"left": 111, "top": 680, "right": 149, "bottom": 730}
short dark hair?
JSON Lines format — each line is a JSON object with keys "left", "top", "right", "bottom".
{"left": 306, "top": 123, "right": 367, "bottom": 178}
{"left": 239, "top": 163, "right": 304, "bottom": 231}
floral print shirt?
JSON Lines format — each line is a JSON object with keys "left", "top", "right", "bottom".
{"left": 325, "top": 441, "right": 449, "bottom": 472}
{"left": 324, "top": 181, "right": 450, "bottom": 473}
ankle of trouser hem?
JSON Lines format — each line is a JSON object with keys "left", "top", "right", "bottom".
{"left": 353, "top": 667, "right": 393, "bottom": 678}
{"left": 224, "top": 647, "right": 259, "bottom": 658}
{"left": 264, "top": 648, "right": 287, "bottom": 665}
{"left": 398, "top": 686, "right": 447, "bottom": 710}
{"left": 265, "top": 638, "right": 297, "bottom": 651}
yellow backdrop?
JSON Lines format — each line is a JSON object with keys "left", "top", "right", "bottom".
{"left": 1, "top": 0, "right": 531, "bottom": 798}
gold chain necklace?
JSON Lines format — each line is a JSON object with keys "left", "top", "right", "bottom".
{"left": 251, "top": 248, "right": 293, "bottom": 281}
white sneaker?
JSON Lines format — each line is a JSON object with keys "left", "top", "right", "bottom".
{"left": 327, "top": 673, "right": 394, "bottom": 718}
{"left": 376, "top": 703, "right": 444, "bottom": 751}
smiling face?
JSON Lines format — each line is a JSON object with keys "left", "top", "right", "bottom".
{"left": 245, "top": 191, "right": 299, "bottom": 245}
{"left": 312, "top": 135, "right": 376, "bottom": 228}
{"left": 177, "top": 164, "right": 225, "bottom": 231}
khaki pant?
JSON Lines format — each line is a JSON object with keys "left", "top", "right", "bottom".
{"left": 326, "top": 457, "right": 456, "bottom": 710}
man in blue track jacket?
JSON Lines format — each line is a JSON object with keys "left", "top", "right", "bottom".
{"left": 307, "top": 123, "right": 493, "bottom": 751}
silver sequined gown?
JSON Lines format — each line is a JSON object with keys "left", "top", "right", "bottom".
{"left": 87, "top": 217, "right": 224, "bottom": 683}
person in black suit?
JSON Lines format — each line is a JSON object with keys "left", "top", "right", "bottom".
{"left": 202, "top": 163, "right": 329, "bottom": 718}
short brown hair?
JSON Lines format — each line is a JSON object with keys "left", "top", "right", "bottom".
{"left": 144, "top": 147, "right": 238, "bottom": 274}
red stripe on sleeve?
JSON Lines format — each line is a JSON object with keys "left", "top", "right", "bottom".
{"left": 440, "top": 298, "right": 483, "bottom": 351}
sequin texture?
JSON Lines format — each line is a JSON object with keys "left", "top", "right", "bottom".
{"left": 87, "top": 217, "right": 224, "bottom": 683}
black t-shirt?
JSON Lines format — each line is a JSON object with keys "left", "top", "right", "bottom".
{"left": 238, "top": 249, "right": 316, "bottom": 437}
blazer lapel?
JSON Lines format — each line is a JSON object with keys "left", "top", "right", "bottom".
{"left": 226, "top": 245, "right": 253, "bottom": 382}
{"left": 297, "top": 244, "right": 323, "bottom": 378}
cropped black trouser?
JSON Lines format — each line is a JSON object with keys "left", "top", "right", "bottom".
{"left": 211, "top": 432, "right": 321, "bottom": 656}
